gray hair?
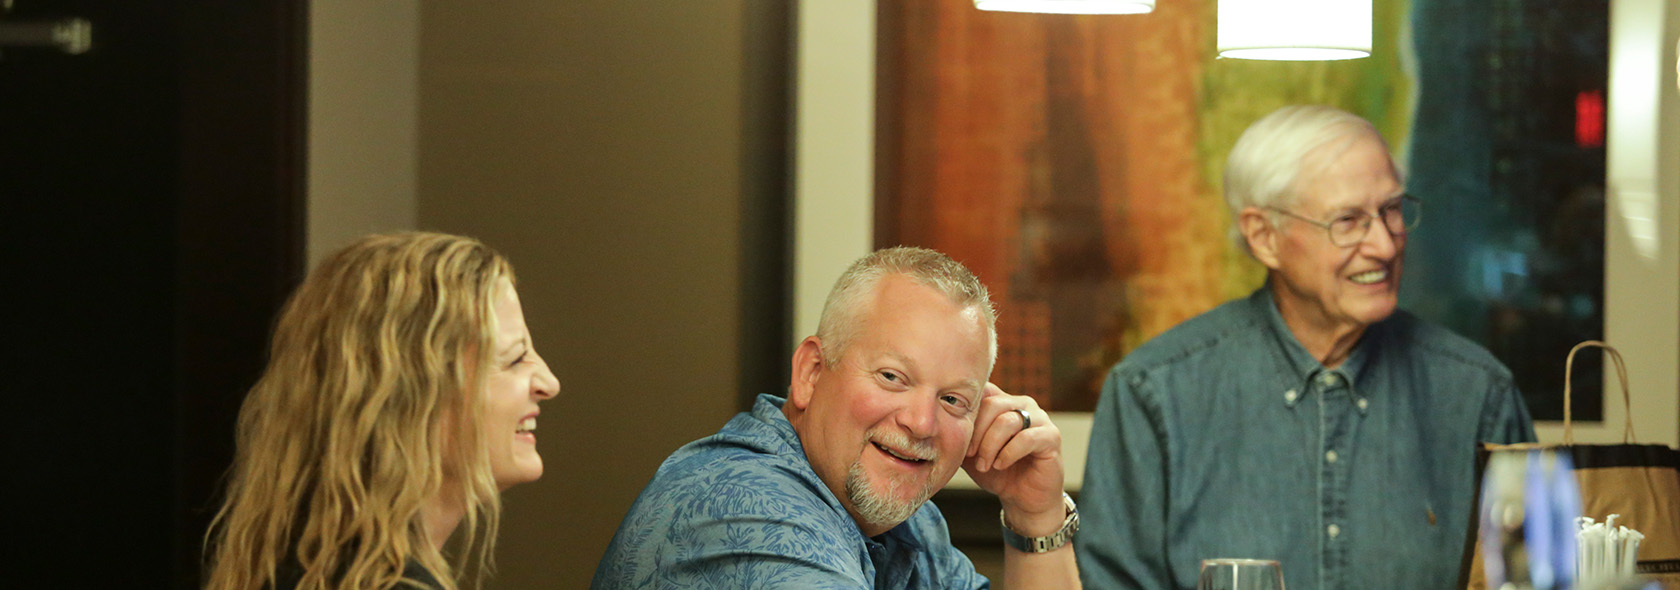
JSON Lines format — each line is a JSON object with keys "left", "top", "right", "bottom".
{"left": 815, "top": 246, "right": 998, "bottom": 370}
{"left": 1222, "top": 105, "right": 1397, "bottom": 255}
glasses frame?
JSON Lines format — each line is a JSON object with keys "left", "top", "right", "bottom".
{"left": 1264, "top": 194, "right": 1422, "bottom": 248}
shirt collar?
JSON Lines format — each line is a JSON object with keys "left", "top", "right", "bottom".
{"left": 1251, "top": 285, "right": 1374, "bottom": 413}
{"left": 750, "top": 393, "right": 801, "bottom": 449}
{"left": 750, "top": 394, "right": 929, "bottom": 545}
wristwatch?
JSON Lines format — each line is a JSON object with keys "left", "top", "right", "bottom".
{"left": 999, "top": 492, "right": 1079, "bottom": 553}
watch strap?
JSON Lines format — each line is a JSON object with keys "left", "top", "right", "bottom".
{"left": 999, "top": 492, "right": 1079, "bottom": 553}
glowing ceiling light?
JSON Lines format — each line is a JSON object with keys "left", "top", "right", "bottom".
{"left": 1217, "top": 0, "right": 1371, "bottom": 61}
{"left": 974, "top": 0, "right": 1155, "bottom": 15}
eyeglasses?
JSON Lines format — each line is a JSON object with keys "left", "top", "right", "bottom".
{"left": 1264, "top": 194, "right": 1422, "bottom": 247}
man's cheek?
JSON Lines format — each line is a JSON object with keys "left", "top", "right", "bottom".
{"left": 955, "top": 424, "right": 977, "bottom": 457}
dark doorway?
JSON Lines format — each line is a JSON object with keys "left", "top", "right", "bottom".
{"left": 0, "top": 0, "right": 305, "bottom": 586}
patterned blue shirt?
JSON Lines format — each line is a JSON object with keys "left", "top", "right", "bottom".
{"left": 592, "top": 394, "right": 990, "bottom": 590}
{"left": 1078, "top": 286, "right": 1535, "bottom": 590}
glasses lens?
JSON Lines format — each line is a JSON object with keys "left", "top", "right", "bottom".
{"left": 1385, "top": 197, "right": 1421, "bottom": 233}
{"left": 1329, "top": 216, "right": 1366, "bottom": 247}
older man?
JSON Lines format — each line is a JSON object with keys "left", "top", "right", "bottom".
{"left": 1077, "top": 105, "right": 1536, "bottom": 590}
{"left": 593, "top": 247, "right": 1080, "bottom": 589}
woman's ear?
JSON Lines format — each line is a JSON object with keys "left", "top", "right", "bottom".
{"left": 787, "top": 336, "right": 825, "bottom": 410}
{"left": 1240, "top": 207, "right": 1283, "bottom": 270}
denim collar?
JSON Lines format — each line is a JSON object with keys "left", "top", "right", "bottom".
{"left": 1250, "top": 284, "right": 1374, "bottom": 413}
{"left": 751, "top": 394, "right": 926, "bottom": 548}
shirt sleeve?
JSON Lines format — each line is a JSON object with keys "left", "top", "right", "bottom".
{"left": 1478, "top": 375, "right": 1537, "bottom": 444}
{"left": 1077, "top": 367, "right": 1176, "bottom": 590}
{"left": 592, "top": 461, "right": 871, "bottom": 590}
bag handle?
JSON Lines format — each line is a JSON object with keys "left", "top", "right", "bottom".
{"left": 1563, "top": 340, "right": 1633, "bottom": 445}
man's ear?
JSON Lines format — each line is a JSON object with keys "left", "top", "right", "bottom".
{"left": 1240, "top": 206, "right": 1283, "bottom": 270}
{"left": 787, "top": 336, "right": 825, "bottom": 410}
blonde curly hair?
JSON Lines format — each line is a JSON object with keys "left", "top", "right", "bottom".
{"left": 205, "top": 232, "right": 514, "bottom": 590}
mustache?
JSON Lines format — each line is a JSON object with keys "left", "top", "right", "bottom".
{"left": 867, "top": 428, "right": 939, "bottom": 462}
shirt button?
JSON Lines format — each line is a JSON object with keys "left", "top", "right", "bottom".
{"left": 1284, "top": 389, "right": 1298, "bottom": 403}
{"left": 1356, "top": 398, "right": 1369, "bottom": 411}
{"left": 1319, "top": 373, "right": 1339, "bottom": 387}
{"left": 1326, "top": 450, "right": 1338, "bottom": 463}
{"left": 1327, "top": 524, "right": 1341, "bottom": 538}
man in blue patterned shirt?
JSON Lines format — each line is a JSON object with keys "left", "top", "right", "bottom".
{"left": 594, "top": 247, "right": 1082, "bottom": 589}
{"left": 1077, "top": 105, "right": 1537, "bottom": 590}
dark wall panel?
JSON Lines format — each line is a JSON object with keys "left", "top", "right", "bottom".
{"left": 0, "top": 1, "right": 304, "bottom": 586}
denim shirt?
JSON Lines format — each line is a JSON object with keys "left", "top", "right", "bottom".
{"left": 592, "top": 394, "right": 989, "bottom": 590}
{"left": 1077, "top": 286, "right": 1535, "bottom": 590}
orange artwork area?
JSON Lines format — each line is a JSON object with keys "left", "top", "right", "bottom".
{"left": 879, "top": 0, "right": 1242, "bottom": 411}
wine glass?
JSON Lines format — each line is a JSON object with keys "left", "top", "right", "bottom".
{"left": 1197, "top": 558, "right": 1285, "bottom": 590}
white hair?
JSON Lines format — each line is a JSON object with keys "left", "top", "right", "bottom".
{"left": 1223, "top": 105, "right": 1399, "bottom": 255}
{"left": 815, "top": 246, "right": 998, "bottom": 370}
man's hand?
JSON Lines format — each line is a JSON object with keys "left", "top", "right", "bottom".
{"left": 963, "top": 383, "right": 1067, "bottom": 536}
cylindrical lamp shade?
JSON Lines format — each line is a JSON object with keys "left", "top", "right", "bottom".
{"left": 1217, "top": 0, "right": 1371, "bottom": 60}
{"left": 975, "top": 0, "right": 1155, "bottom": 15}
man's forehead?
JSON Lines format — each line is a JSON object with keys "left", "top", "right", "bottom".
{"left": 1307, "top": 187, "right": 1403, "bottom": 211}
{"left": 1297, "top": 163, "right": 1401, "bottom": 210}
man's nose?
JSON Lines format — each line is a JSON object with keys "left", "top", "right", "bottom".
{"left": 1359, "top": 216, "right": 1401, "bottom": 259}
{"left": 896, "top": 391, "right": 939, "bottom": 439}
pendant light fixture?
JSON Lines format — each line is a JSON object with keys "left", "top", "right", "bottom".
{"left": 1217, "top": 0, "right": 1371, "bottom": 60}
{"left": 974, "top": 0, "right": 1155, "bottom": 15}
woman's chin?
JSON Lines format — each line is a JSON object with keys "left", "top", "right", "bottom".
{"left": 494, "top": 458, "right": 544, "bottom": 491}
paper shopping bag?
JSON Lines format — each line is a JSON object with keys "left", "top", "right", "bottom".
{"left": 1463, "top": 341, "right": 1680, "bottom": 589}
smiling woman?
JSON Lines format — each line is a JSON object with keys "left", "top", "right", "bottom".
{"left": 202, "top": 232, "right": 560, "bottom": 590}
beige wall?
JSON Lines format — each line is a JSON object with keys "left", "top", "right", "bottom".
{"left": 307, "top": 0, "right": 420, "bottom": 265}
{"left": 792, "top": 0, "right": 877, "bottom": 344}
{"left": 310, "top": 1, "right": 781, "bottom": 586}
{"left": 416, "top": 1, "right": 776, "bottom": 587}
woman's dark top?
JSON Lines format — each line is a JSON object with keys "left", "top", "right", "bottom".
{"left": 272, "top": 559, "right": 444, "bottom": 590}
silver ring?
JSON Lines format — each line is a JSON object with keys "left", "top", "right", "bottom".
{"left": 1013, "top": 408, "right": 1031, "bottom": 430}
